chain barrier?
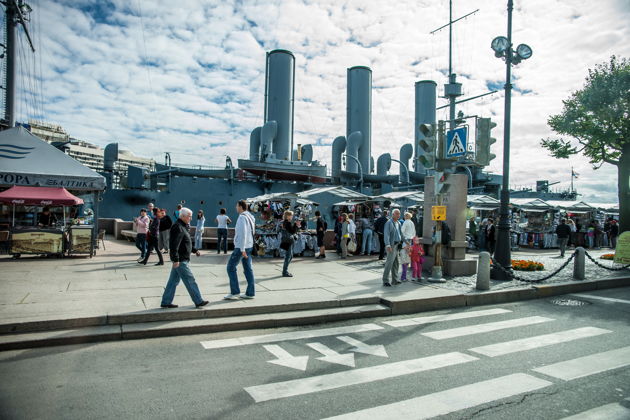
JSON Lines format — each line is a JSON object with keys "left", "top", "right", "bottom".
{"left": 583, "top": 250, "right": 630, "bottom": 271}
{"left": 490, "top": 251, "right": 576, "bottom": 283}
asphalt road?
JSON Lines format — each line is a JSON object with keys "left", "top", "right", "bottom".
{"left": 1, "top": 287, "right": 630, "bottom": 420}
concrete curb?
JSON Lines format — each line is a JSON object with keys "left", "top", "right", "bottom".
{"left": 1, "top": 275, "right": 628, "bottom": 351}
{"left": 0, "top": 296, "right": 382, "bottom": 335}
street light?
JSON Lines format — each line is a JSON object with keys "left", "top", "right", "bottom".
{"left": 491, "top": 0, "right": 532, "bottom": 280}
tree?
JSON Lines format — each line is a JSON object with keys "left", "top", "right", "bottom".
{"left": 541, "top": 55, "right": 630, "bottom": 234}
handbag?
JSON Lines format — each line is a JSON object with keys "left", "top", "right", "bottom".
{"left": 347, "top": 238, "right": 357, "bottom": 253}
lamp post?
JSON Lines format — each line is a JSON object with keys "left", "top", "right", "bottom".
{"left": 490, "top": 0, "right": 532, "bottom": 279}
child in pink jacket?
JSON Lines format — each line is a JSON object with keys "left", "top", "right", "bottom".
{"left": 409, "top": 236, "right": 425, "bottom": 280}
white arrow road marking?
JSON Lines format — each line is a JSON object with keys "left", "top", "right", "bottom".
{"left": 307, "top": 342, "right": 355, "bottom": 367}
{"left": 263, "top": 345, "right": 309, "bottom": 371}
{"left": 337, "top": 336, "right": 388, "bottom": 358}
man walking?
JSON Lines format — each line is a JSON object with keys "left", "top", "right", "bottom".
{"left": 160, "top": 208, "right": 208, "bottom": 309}
{"left": 556, "top": 218, "right": 571, "bottom": 258}
{"left": 374, "top": 210, "right": 389, "bottom": 260}
{"left": 224, "top": 200, "right": 256, "bottom": 300}
{"left": 382, "top": 209, "right": 402, "bottom": 287}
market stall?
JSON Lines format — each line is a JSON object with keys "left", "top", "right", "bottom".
{"left": 0, "top": 185, "right": 91, "bottom": 257}
{"left": 246, "top": 192, "right": 320, "bottom": 257}
{"left": 510, "top": 198, "right": 558, "bottom": 249}
{"left": 0, "top": 127, "right": 106, "bottom": 254}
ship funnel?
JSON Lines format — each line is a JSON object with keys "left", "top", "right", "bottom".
{"left": 376, "top": 153, "right": 391, "bottom": 176}
{"left": 331, "top": 136, "right": 347, "bottom": 179}
{"left": 415, "top": 80, "right": 437, "bottom": 171}
{"left": 265, "top": 50, "right": 295, "bottom": 161}
{"left": 249, "top": 127, "right": 262, "bottom": 161}
{"left": 346, "top": 131, "right": 362, "bottom": 174}
{"left": 104, "top": 143, "right": 118, "bottom": 171}
{"left": 347, "top": 66, "right": 372, "bottom": 173}
{"left": 399, "top": 143, "right": 413, "bottom": 180}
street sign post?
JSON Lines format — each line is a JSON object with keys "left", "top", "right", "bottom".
{"left": 446, "top": 126, "right": 467, "bottom": 158}
{"left": 431, "top": 205, "right": 447, "bottom": 221}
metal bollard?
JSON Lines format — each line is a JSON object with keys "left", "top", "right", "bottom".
{"left": 573, "top": 247, "right": 585, "bottom": 280}
{"left": 476, "top": 252, "right": 491, "bottom": 290}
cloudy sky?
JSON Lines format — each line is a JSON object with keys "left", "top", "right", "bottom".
{"left": 12, "top": 0, "right": 629, "bottom": 203}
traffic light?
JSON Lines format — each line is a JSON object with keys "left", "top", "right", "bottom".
{"left": 418, "top": 123, "right": 436, "bottom": 169}
{"left": 435, "top": 172, "right": 451, "bottom": 194}
{"left": 475, "top": 117, "right": 497, "bottom": 166}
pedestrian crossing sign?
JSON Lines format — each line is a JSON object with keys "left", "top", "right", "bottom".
{"left": 432, "top": 205, "right": 447, "bottom": 221}
{"left": 446, "top": 127, "right": 468, "bottom": 158}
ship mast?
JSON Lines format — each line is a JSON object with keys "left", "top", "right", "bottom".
{"left": 2, "top": 0, "right": 35, "bottom": 129}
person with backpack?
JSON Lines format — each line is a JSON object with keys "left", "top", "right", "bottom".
{"left": 315, "top": 211, "right": 327, "bottom": 259}
{"left": 224, "top": 200, "right": 256, "bottom": 300}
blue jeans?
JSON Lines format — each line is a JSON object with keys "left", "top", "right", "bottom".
{"left": 362, "top": 228, "right": 373, "bottom": 254}
{"left": 282, "top": 247, "right": 293, "bottom": 274}
{"left": 161, "top": 261, "right": 204, "bottom": 305}
{"left": 135, "top": 233, "right": 147, "bottom": 258}
{"left": 217, "top": 228, "right": 228, "bottom": 253}
{"left": 227, "top": 248, "right": 255, "bottom": 296}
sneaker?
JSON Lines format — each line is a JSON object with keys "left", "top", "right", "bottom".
{"left": 195, "top": 300, "right": 209, "bottom": 308}
{"left": 223, "top": 294, "right": 240, "bottom": 300}
{"left": 240, "top": 294, "right": 254, "bottom": 299}
{"left": 383, "top": 283, "right": 392, "bottom": 287}
{"left": 282, "top": 272, "right": 293, "bottom": 277}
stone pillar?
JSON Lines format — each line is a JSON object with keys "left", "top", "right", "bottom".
{"left": 476, "top": 252, "right": 491, "bottom": 290}
{"left": 573, "top": 247, "right": 585, "bottom": 280}
{"left": 422, "top": 173, "right": 476, "bottom": 276}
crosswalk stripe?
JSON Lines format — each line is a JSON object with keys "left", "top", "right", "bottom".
{"left": 572, "top": 294, "right": 630, "bottom": 305}
{"left": 200, "top": 323, "right": 383, "bottom": 349}
{"left": 422, "top": 316, "right": 554, "bottom": 340}
{"left": 533, "top": 345, "right": 630, "bottom": 381}
{"left": 383, "top": 308, "right": 512, "bottom": 328}
{"left": 244, "top": 352, "right": 478, "bottom": 403}
{"left": 559, "top": 402, "right": 630, "bottom": 420}
{"left": 322, "top": 373, "right": 552, "bottom": 420}
{"left": 469, "top": 327, "right": 612, "bottom": 357}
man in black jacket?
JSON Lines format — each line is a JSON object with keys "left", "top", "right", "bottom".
{"left": 556, "top": 219, "right": 572, "bottom": 257}
{"left": 160, "top": 207, "right": 208, "bottom": 309}
{"left": 374, "top": 210, "right": 389, "bottom": 260}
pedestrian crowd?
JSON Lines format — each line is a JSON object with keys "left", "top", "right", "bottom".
{"left": 130, "top": 200, "right": 620, "bottom": 308}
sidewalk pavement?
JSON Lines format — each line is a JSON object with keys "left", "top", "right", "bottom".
{"left": 0, "top": 237, "right": 628, "bottom": 350}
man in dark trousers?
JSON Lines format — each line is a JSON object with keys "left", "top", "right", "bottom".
{"left": 486, "top": 218, "right": 496, "bottom": 255}
{"left": 160, "top": 207, "right": 208, "bottom": 309}
{"left": 556, "top": 218, "right": 572, "bottom": 257}
{"left": 374, "top": 210, "right": 389, "bottom": 260}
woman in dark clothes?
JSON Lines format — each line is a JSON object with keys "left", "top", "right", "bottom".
{"left": 315, "top": 210, "right": 327, "bottom": 259}
{"left": 281, "top": 210, "right": 299, "bottom": 277}
{"left": 140, "top": 208, "right": 164, "bottom": 266}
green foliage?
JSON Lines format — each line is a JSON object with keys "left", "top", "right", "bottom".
{"left": 541, "top": 55, "right": 630, "bottom": 168}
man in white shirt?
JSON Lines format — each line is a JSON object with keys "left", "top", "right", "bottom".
{"left": 215, "top": 208, "right": 232, "bottom": 254}
{"left": 224, "top": 200, "right": 256, "bottom": 300}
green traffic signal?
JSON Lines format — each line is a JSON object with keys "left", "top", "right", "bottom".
{"left": 475, "top": 117, "right": 497, "bottom": 166}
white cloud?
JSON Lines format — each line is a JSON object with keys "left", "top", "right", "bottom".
{"left": 13, "top": 0, "right": 629, "bottom": 204}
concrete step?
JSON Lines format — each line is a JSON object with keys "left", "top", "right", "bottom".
{"left": 0, "top": 303, "right": 391, "bottom": 351}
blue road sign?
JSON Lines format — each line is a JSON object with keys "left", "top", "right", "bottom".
{"left": 446, "top": 126, "right": 468, "bottom": 158}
